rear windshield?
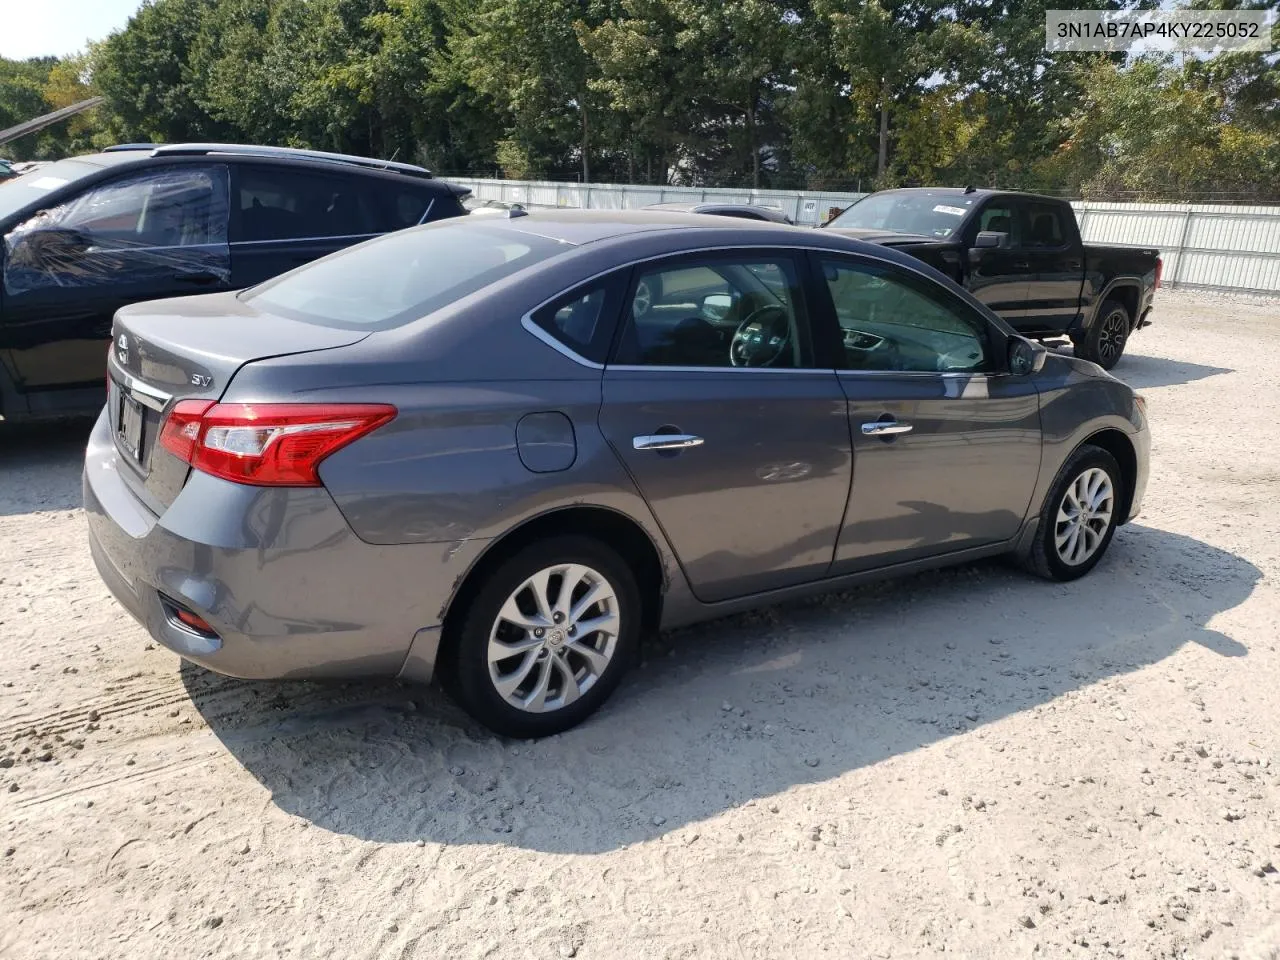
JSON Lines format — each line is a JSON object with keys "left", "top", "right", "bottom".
{"left": 0, "top": 158, "right": 103, "bottom": 221}
{"left": 243, "top": 222, "right": 565, "bottom": 330}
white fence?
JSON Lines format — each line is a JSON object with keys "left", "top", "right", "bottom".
{"left": 451, "top": 177, "right": 1280, "bottom": 297}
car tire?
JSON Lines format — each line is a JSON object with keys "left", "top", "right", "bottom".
{"left": 444, "top": 535, "right": 642, "bottom": 738}
{"left": 1075, "top": 300, "right": 1130, "bottom": 370}
{"left": 1023, "top": 444, "right": 1124, "bottom": 582}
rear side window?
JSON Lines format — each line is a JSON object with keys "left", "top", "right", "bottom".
{"left": 235, "top": 166, "right": 379, "bottom": 241}
{"left": 1021, "top": 202, "right": 1066, "bottom": 248}
{"left": 529, "top": 275, "right": 626, "bottom": 364}
{"left": 364, "top": 184, "right": 435, "bottom": 231}
{"left": 243, "top": 222, "right": 564, "bottom": 330}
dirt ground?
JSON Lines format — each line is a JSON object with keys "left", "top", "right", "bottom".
{"left": 1, "top": 289, "right": 1278, "bottom": 960}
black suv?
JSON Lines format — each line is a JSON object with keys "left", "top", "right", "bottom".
{"left": 0, "top": 143, "right": 470, "bottom": 422}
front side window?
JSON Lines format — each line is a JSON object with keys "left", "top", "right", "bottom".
{"left": 244, "top": 222, "right": 564, "bottom": 330}
{"left": 3, "top": 165, "right": 229, "bottom": 296}
{"left": 975, "top": 202, "right": 1020, "bottom": 245}
{"left": 614, "top": 255, "right": 812, "bottom": 368}
{"left": 822, "top": 259, "right": 990, "bottom": 373}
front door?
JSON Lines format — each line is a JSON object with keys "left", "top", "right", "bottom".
{"left": 0, "top": 164, "right": 231, "bottom": 395}
{"left": 965, "top": 197, "right": 1033, "bottom": 327}
{"left": 814, "top": 255, "right": 1042, "bottom": 572}
{"left": 1017, "top": 199, "right": 1085, "bottom": 334}
{"left": 598, "top": 251, "right": 852, "bottom": 603}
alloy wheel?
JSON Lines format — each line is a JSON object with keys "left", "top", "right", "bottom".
{"left": 1097, "top": 310, "right": 1128, "bottom": 364}
{"left": 486, "top": 563, "right": 621, "bottom": 713}
{"left": 1054, "top": 467, "right": 1115, "bottom": 566}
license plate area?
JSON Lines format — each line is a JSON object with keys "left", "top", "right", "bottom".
{"left": 117, "top": 392, "right": 145, "bottom": 463}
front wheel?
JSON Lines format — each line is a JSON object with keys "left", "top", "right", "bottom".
{"left": 1075, "top": 300, "right": 1130, "bottom": 370}
{"left": 444, "top": 536, "right": 642, "bottom": 738}
{"left": 1022, "top": 445, "right": 1123, "bottom": 582}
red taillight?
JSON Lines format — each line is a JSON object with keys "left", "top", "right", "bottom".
{"left": 158, "top": 399, "right": 215, "bottom": 463}
{"left": 1154, "top": 257, "right": 1163, "bottom": 290}
{"left": 159, "top": 402, "right": 396, "bottom": 487}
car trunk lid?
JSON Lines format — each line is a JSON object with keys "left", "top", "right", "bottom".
{"left": 106, "top": 290, "right": 369, "bottom": 512}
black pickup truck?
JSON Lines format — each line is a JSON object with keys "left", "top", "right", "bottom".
{"left": 823, "top": 187, "right": 1161, "bottom": 369}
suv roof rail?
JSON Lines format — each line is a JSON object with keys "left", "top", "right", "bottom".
{"left": 104, "top": 143, "right": 165, "bottom": 152}
{"left": 147, "top": 143, "right": 433, "bottom": 179}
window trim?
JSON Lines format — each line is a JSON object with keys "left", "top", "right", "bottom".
{"left": 607, "top": 248, "right": 824, "bottom": 372}
{"left": 808, "top": 251, "right": 1008, "bottom": 377}
{"left": 523, "top": 272, "right": 627, "bottom": 367}
{"left": 519, "top": 243, "right": 1006, "bottom": 374}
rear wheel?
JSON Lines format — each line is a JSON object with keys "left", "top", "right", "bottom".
{"left": 444, "top": 536, "right": 641, "bottom": 738}
{"left": 1023, "top": 444, "right": 1123, "bottom": 582}
{"left": 1075, "top": 300, "right": 1130, "bottom": 370}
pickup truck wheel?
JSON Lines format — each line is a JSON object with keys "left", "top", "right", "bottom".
{"left": 1022, "top": 444, "right": 1123, "bottom": 582}
{"left": 1075, "top": 301, "right": 1130, "bottom": 370}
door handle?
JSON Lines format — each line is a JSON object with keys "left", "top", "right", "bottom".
{"left": 633, "top": 434, "right": 704, "bottom": 451}
{"left": 861, "top": 420, "right": 913, "bottom": 437}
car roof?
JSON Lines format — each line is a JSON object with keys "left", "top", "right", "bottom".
{"left": 874, "top": 186, "right": 1064, "bottom": 203}
{"left": 54, "top": 144, "right": 455, "bottom": 191}
{"left": 471, "top": 208, "right": 802, "bottom": 245}
{"left": 646, "top": 201, "right": 783, "bottom": 216}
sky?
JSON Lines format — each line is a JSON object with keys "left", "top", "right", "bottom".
{"left": 1, "top": 0, "right": 144, "bottom": 60}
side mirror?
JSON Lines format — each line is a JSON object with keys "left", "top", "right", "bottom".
{"left": 1008, "top": 337, "right": 1048, "bottom": 376}
{"left": 701, "top": 293, "right": 733, "bottom": 321}
{"left": 973, "top": 231, "right": 1008, "bottom": 250}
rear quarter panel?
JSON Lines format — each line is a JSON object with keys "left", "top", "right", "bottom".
{"left": 1081, "top": 245, "right": 1160, "bottom": 324}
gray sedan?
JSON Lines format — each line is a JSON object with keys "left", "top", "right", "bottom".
{"left": 85, "top": 211, "right": 1150, "bottom": 738}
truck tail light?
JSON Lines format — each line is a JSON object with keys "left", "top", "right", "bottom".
{"left": 1154, "top": 257, "right": 1163, "bottom": 289}
{"left": 159, "top": 402, "right": 396, "bottom": 487}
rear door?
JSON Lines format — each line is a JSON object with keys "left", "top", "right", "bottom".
{"left": 963, "top": 197, "right": 1033, "bottom": 326}
{"left": 228, "top": 163, "right": 382, "bottom": 287}
{"left": 1017, "top": 199, "right": 1086, "bottom": 334}
{"left": 814, "top": 254, "right": 1042, "bottom": 572}
{"left": 0, "top": 164, "right": 231, "bottom": 393}
{"left": 597, "top": 250, "right": 852, "bottom": 602}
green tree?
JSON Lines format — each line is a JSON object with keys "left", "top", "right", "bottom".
{"left": 94, "top": 0, "right": 234, "bottom": 143}
{"left": 447, "top": 0, "right": 614, "bottom": 181}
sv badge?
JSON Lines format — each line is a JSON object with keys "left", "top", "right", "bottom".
{"left": 190, "top": 373, "right": 213, "bottom": 388}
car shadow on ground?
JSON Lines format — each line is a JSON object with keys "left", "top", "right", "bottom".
{"left": 1049, "top": 346, "right": 1231, "bottom": 390}
{"left": 0, "top": 418, "right": 93, "bottom": 517}
{"left": 182, "top": 522, "right": 1256, "bottom": 854}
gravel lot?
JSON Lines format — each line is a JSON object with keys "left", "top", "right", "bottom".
{"left": 2, "top": 290, "right": 1278, "bottom": 960}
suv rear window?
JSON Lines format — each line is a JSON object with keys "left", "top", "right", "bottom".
{"left": 243, "top": 222, "right": 564, "bottom": 330}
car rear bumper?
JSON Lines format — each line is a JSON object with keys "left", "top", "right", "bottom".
{"left": 83, "top": 408, "right": 488, "bottom": 683}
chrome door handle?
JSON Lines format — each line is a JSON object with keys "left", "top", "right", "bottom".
{"left": 633, "top": 434, "right": 705, "bottom": 451}
{"left": 861, "top": 420, "right": 913, "bottom": 437}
